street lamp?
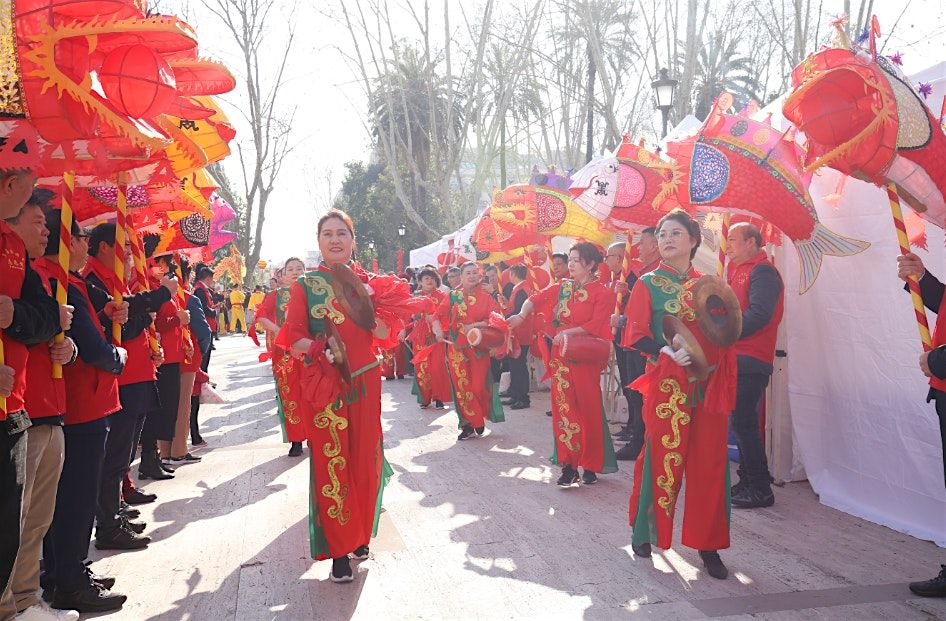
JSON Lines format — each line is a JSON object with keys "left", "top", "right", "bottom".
{"left": 652, "top": 67, "right": 678, "bottom": 139}
{"left": 397, "top": 224, "right": 406, "bottom": 237}
{"left": 368, "top": 240, "right": 375, "bottom": 250}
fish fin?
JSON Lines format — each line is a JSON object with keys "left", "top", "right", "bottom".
{"left": 796, "top": 223, "right": 871, "bottom": 293}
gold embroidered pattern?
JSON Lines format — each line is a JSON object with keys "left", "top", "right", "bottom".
{"left": 655, "top": 378, "right": 689, "bottom": 516}
{"left": 304, "top": 274, "right": 345, "bottom": 325}
{"left": 550, "top": 358, "right": 581, "bottom": 452}
{"left": 651, "top": 274, "right": 696, "bottom": 321}
{"left": 314, "top": 401, "right": 350, "bottom": 525}
{"left": 447, "top": 347, "right": 474, "bottom": 419}
{"left": 0, "top": 1, "right": 24, "bottom": 116}
{"left": 275, "top": 354, "right": 300, "bottom": 425}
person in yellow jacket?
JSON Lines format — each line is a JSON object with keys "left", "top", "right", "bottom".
{"left": 229, "top": 286, "right": 247, "bottom": 333}
{"left": 247, "top": 286, "right": 265, "bottom": 333}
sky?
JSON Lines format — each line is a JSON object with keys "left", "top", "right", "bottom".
{"left": 180, "top": 0, "right": 946, "bottom": 265}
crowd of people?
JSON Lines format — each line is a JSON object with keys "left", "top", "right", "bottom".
{"left": 0, "top": 160, "right": 241, "bottom": 616}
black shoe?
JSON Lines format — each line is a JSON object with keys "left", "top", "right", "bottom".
{"left": 288, "top": 442, "right": 303, "bottom": 457}
{"left": 120, "top": 502, "right": 140, "bottom": 519}
{"left": 510, "top": 401, "right": 530, "bottom": 410}
{"left": 119, "top": 515, "right": 146, "bottom": 534}
{"left": 84, "top": 563, "right": 115, "bottom": 590}
{"left": 159, "top": 460, "right": 176, "bottom": 474}
{"left": 94, "top": 526, "right": 151, "bottom": 550}
{"left": 632, "top": 542, "right": 651, "bottom": 558}
{"left": 499, "top": 390, "right": 510, "bottom": 398}
{"left": 545, "top": 410, "right": 552, "bottom": 417}
{"left": 52, "top": 585, "right": 127, "bottom": 613}
{"left": 501, "top": 398, "right": 517, "bottom": 406}
{"left": 699, "top": 550, "right": 729, "bottom": 580}
{"left": 730, "top": 478, "right": 748, "bottom": 497}
{"left": 457, "top": 426, "right": 475, "bottom": 441}
{"left": 138, "top": 464, "right": 173, "bottom": 480}
{"left": 352, "top": 545, "right": 369, "bottom": 561}
{"left": 330, "top": 556, "right": 354, "bottom": 583}
{"left": 556, "top": 465, "right": 579, "bottom": 487}
{"left": 909, "top": 565, "right": 946, "bottom": 597}
{"left": 615, "top": 443, "right": 642, "bottom": 461}
{"left": 474, "top": 426, "right": 486, "bottom": 437}
{"left": 169, "top": 453, "right": 201, "bottom": 463}
{"left": 434, "top": 400, "right": 445, "bottom": 409}
{"left": 581, "top": 470, "right": 598, "bottom": 485}
{"left": 731, "top": 486, "right": 775, "bottom": 509}
{"left": 125, "top": 489, "right": 157, "bottom": 505}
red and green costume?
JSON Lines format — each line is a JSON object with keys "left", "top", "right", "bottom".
{"left": 256, "top": 287, "right": 306, "bottom": 443}
{"left": 435, "top": 286, "right": 505, "bottom": 428}
{"left": 530, "top": 280, "right": 618, "bottom": 474}
{"left": 409, "top": 288, "right": 452, "bottom": 406}
{"left": 623, "top": 263, "right": 737, "bottom": 551}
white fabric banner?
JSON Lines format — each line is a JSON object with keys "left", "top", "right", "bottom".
{"left": 783, "top": 166, "right": 946, "bottom": 546}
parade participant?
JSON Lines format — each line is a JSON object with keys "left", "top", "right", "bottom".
{"left": 256, "top": 257, "right": 307, "bottom": 457}
{"left": 38, "top": 209, "right": 130, "bottom": 612}
{"left": 228, "top": 285, "right": 246, "bottom": 333}
{"left": 609, "top": 229, "right": 659, "bottom": 461}
{"left": 138, "top": 245, "right": 191, "bottom": 481}
{"left": 215, "top": 284, "right": 229, "bottom": 335}
{"left": 190, "top": 266, "right": 217, "bottom": 447}
{"left": 1, "top": 193, "right": 77, "bottom": 621}
{"left": 169, "top": 257, "right": 212, "bottom": 464}
{"left": 445, "top": 266, "right": 461, "bottom": 290}
{"left": 277, "top": 209, "right": 413, "bottom": 583}
{"left": 432, "top": 262, "right": 506, "bottom": 441}
{"left": 247, "top": 285, "right": 265, "bottom": 331}
{"left": 624, "top": 209, "right": 737, "bottom": 580}
{"left": 725, "top": 223, "right": 784, "bottom": 509}
{"left": 897, "top": 251, "right": 946, "bottom": 598}
{"left": 82, "top": 222, "right": 174, "bottom": 551}
{"left": 550, "top": 253, "right": 568, "bottom": 281}
{"left": 482, "top": 264, "right": 506, "bottom": 385}
{"left": 509, "top": 243, "right": 617, "bottom": 485}
{"left": 501, "top": 265, "right": 533, "bottom": 410}
{"left": 407, "top": 269, "right": 450, "bottom": 409}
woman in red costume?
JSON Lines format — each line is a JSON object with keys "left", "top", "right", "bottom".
{"left": 407, "top": 268, "right": 451, "bottom": 409}
{"left": 256, "top": 257, "right": 308, "bottom": 457}
{"left": 277, "top": 209, "right": 419, "bottom": 583}
{"left": 622, "top": 209, "right": 737, "bottom": 580}
{"left": 509, "top": 242, "right": 617, "bottom": 486}
{"left": 432, "top": 262, "right": 506, "bottom": 441}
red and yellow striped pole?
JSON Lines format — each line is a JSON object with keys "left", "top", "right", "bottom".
{"left": 53, "top": 172, "right": 75, "bottom": 379}
{"left": 717, "top": 213, "right": 731, "bottom": 277}
{"left": 111, "top": 178, "right": 128, "bottom": 344}
{"left": 888, "top": 183, "right": 933, "bottom": 351}
{"left": 127, "top": 229, "right": 160, "bottom": 352}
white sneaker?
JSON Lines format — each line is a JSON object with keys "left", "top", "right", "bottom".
{"left": 16, "top": 602, "right": 80, "bottom": 620}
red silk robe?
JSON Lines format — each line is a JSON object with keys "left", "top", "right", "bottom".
{"left": 409, "top": 288, "right": 452, "bottom": 406}
{"left": 256, "top": 288, "right": 306, "bottom": 443}
{"left": 435, "top": 286, "right": 505, "bottom": 429}
{"left": 530, "top": 279, "right": 617, "bottom": 473}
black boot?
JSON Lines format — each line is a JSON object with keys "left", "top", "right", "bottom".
{"left": 731, "top": 478, "right": 775, "bottom": 509}
{"left": 288, "top": 442, "right": 303, "bottom": 457}
{"left": 909, "top": 566, "right": 946, "bottom": 597}
{"left": 139, "top": 450, "right": 173, "bottom": 480}
{"left": 632, "top": 542, "right": 651, "bottom": 558}
{"left": 330, "top": 556, "right": 354, "bottom": 583}
{"left": 699, "top": 550, "right": 728, "bottom": 580}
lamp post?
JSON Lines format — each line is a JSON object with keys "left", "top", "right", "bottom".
{"left": 652, "top": 67, "right": 678, "bottom": 139}
{"left": 397, "top": 224, "right": 406, "bottom": 238}
{"left": 396, "top": 224, "right": 406, "bottom": 272}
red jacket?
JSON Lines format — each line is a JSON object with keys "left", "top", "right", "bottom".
{"left": 0, "top": 222, "right": 29, "bottom": 418}
{"left": 24, "top": 259, "right": 66, "bottom": 418}
{"left": 153, "top": 280, "right": 186, "bottom": 365}
{"left": 727, "top": 252, "right": 784, "bottom": 366}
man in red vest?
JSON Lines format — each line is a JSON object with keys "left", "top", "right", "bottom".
{"left": 725, "top": 223, "right": 784, "bottom": 509}
{"left": 897, "top": 251, "right": 946, "bottom": 598}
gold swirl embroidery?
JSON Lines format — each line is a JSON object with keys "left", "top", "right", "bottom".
{"left": 447, "top": 347, "right": 474, "bottom": 417}
{"left": 275, "top": 354, "right": 300, "bottom": 425}
{"left": 654, "top": 378, "right": 689, "bottom": 516}
{"left": 304, "top": 275, "right": 345, "bottom": 325}
{"left": 549, "top": 358, "right": 581, "bottom": 452}
{"left": 314, "top": 402, "right": 350, "bottom": 525}
{"left": 651, "top": 274, "right": 696, "bottom": 322}
{"left": 415, "top": 358, "right": 431, "bottom": 396}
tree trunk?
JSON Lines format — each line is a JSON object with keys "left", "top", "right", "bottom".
{"left": 500, "top": 115, "right": 507, "bottom": 188}
{"left": 675, "top": 0, "right": 700, "bottom": 120}
{"left": 585, "top": 40, "right": 595, "bottom": 164}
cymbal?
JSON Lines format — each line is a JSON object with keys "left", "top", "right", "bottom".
{"left": 324, "top": 319, "right": 352, "bottom": 385}
{"left": 692, "top": 276, "right": 743, "bottom": 348}
{"left": 330, "top": 263, "right": 376, "bottom": 332}
{"left": 662, "top": 315, "right": 710, "bottom": 381}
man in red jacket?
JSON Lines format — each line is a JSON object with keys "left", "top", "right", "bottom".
{"left": 36, "top": 209, "right": 129, "bottom": 613}
{"left": 725, "top": 223, "right": 784, "bottom": 509}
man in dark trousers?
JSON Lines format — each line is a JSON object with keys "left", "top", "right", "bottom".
{"left": 83, "top": 222, "right": 175, "bottom": 551}
{"left": 501, "top": 265, "right": 532, "bottom": 410}
{"left": 609, "top": 229, "right": 659, "bottom": 461}
{"left": 35, "top": 210, "right": 129, "bottom": 613}
{"left": 0, "top": 155, "right": 61, "bottom": 618}
{"left": 897, "top": 251, "right": 946, "bottom": 598}
{"left": 725, "top": 223, "right": 784, "bottom": 509}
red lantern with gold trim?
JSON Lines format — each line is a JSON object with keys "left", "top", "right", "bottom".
{"left": 99, "top": 44, "right": 177, "bottom": 119}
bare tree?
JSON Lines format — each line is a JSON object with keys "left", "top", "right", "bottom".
{"left": 200, "top": 0, "right": 296, "bottom": 284}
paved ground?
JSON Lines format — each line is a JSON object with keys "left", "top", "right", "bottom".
{"left": 86, "top": 336, "right": 946, "bottom": 620}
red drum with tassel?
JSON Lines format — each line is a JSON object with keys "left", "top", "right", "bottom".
{"left": 559, "top": 334, "right": 610, "bottom": 367}
{"left": 465, "top": 327, "right": 505, "bottom": 353}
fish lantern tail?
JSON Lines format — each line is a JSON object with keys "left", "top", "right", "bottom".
{"left": 795, "top": 223, "right": 871, "bottom": 293}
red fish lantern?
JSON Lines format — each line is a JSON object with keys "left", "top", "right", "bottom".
{"left": 99, "top": 44, "right": 177, "bottom": 119}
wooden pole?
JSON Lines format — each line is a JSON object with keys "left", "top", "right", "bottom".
{"left": 717, "top": 213, "right": 731, "bottom": 277}
{"left": 111, "top": 179, "right": 128, "bottom": 344}
{"left": 887, "top": 183, "right": 932, "bottom": 351}
{"left": 52, "top": 172, "right": 74, "bottom": 379}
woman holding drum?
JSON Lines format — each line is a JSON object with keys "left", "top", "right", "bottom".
{"left": 621, "top": 209, "right": 739, "bottom": 580}
{"left": 508, "top": 242, "right": 618, "bottom": 487}
{"left": 432, "top": 262, "right": 506, "bottom": 441}
{"left": 407, "top": 268, "right": 452, "bottom": 410}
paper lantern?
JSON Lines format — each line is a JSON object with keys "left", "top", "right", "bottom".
{"left": 258, "top": 260, "right": 268, "bottom": 269}
{"left": 99, "top": 45, "right": 177, "bottom": 119}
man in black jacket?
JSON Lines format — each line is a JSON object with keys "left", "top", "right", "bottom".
{"left": 898, "top": 252, "right": 946, "bottom": 598}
